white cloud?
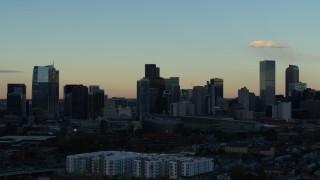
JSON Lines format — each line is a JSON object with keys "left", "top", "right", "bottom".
{"left": 249, "top": 40, "right": 289, "bottom": 48}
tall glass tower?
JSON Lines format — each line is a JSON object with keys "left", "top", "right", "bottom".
{"left": 210, "top": 78, "right": 223, "bottom": 103}
{"left": 260, "top": 60, "right": 275, "bottom": 106}
{"left": 32, "top": 65, "right": 59, "bottom": 119}
{"left": 137, "top": 78, "right": 150, "bottom": 121}
{"left": 285, "top": 65, "right": 299, "bottom": 97}
{"left": 7, "top": 84, "right": 26, "bottom": 117}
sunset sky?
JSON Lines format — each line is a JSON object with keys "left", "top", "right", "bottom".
{"left": 1, "top": 0, "right": 319, "bottom": 99}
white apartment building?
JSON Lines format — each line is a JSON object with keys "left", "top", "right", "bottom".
{"left": 67, "top": 151, "right": 214, "bottom": 178}
{"left": 67, "top": 151, "right": 142, "bottom": 176}
{"left": 181, "top": 158, "right": 214, "bottom": 177}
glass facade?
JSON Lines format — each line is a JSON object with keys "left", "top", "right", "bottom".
{"left": 260, "top": 60, "right": 275, "bottom": 106}
{"left": 210, "top": 78, "right": 223, "bottom": 103}
{"left": 137, "top": 78, "right": 150, "bottom": 120}
{"left": 285, "top": 65, "right": 299, "bottom": 97}
{"left": 7, "top": 84, "right": 26, "bottom": 117}
{"left": 32, "top": 65, "right": 59, "bottom": 119}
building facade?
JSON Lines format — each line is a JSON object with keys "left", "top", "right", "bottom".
{"left": 238, "top": 87, "right": 250, "bottom": 112}
{"left": 67, "top": 151, "right": 214, "bottom": 178}
{"left": 7, "top": 84, "right": 26, "bottom": 117}
{"left": 32, "top": 65, "right": 59, "bottom": 119}
{"left": 210, "top": 78, "right": 223, "bottom": 104}
{"left": 278, "top": 102, "right": 292, "bottom": 122}
{"left": 193, "top": 86, "right": 205, "bottom": 115}
{"left": 88, "top": 85, "right": 105, "bottom": 120}
{"left": 64, "top": 85, "right": 88, "bottom": 119}
{"left": 260, "top": 60, "right": 275, "bottom": 107}
{"left": 145, "top": 64, "right": 160, "bottom": 79}
{"left": 137, "top": 78, "right": 150, "bottom": 120}
{"left": 285, "top": 65, "right": 299, "bottom": 97}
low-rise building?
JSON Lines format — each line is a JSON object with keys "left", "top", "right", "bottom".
{"left": 67, "top": 151, "right": 214, "bottom": 178}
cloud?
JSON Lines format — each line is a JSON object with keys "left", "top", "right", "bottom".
{"left": 249, "top": 40, "right": 289, "bottom": 48}
{"left": 0, "top": 70, "right": 23, "bottom": 73}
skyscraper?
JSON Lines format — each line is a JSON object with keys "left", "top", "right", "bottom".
{"left": 88, "top": 85, "right": 105, "bottom": 120}
{"left": 137, "top": 78, "right": 150, "bottom": 120}
{"left": 193, "top": 86, "right": 205, "bottom": 115}
{"left": 165, "top": 77, "right": 180, "bottom": 111}
{"left": 7, "top": 84, "right": 26, "bottom": 117}
{"left": 238, "top": 87, "right": 250, "bottom": 112}
{"left": 285, "top": 65, "right": 299, "bottom": 97}
{"left": 145, "top": 64, "right": 160, "bottom": 79}
{"left": 260, "top": 60, "right": 275, "bottom": 106}
{"left": 210, "top": 78, "right": 223, "bottom": 103}
{"left": 64, "top": 85, "right": 88, "bottom": 120}
{"left": 205, "top": 81, "right": 215, "bottom": 115}
{"left": 32, "top": 65, "right": 59, "bottom": 119}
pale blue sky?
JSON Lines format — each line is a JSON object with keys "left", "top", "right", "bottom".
{"left": 0, "top": 1, "right": 319, "bottom": 98}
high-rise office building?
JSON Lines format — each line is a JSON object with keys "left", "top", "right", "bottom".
{"left": 260, "top": 60, "right": 275, "bottom": 106}
{"left": 89, "top": 85, "right": 100, "bottom": 94}
{"left": 205, "top": 82, "right": 215, "bottom": 115}
{"left": 209, "top": 78, "right": 223, "bottom": 104}
{"left": 138, "top": 64, "right": 178, "bottom": 118}
{"left": 193, "top": 86, "right": 205, "bottom": 115}
{"left": 285, "top": 65, "right": 299, "bottom": 97}
{"left": 165, "top": 77, "right": 180, "bottom": 112}
{"left": 64, "top": 85, "right": 88, "bottom": 120}
{"left": 32, "top": 65, "right": 59, "bottom": 119}
{"left": 149, "top": 78, "right": 166, "bottom": 114}
{"left": 289, "top": 82, "right": 306, "bottom": 95}
{"left": 88, "top": 85, "right": 105, "bottom": 120}
{"left": 137, "top": 78, "right": 150, "bottom": 120}
{"left": 249, "top": 93, "right": 256, "bottom": 111}
{"left": 238, "top": 87, "right": 250, "bottom": 112}
{"left": 7, "top": 84, "right": 26, "bottom": 117}
{"left": 145, "top": 64, "right": 160, "bottom": 79}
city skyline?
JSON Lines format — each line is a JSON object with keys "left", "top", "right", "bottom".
{"left": 1, "top": 1, "right": 320, "bottom": 99}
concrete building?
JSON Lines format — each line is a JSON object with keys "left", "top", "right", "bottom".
{"left": 171, "top": 101, "right": 194, "bottom": 117}
{"left": 288, "top": 82, "right": 307, "bottom": 96}
{"left": 67, "top": 151, "right": 214, "bottom": 178}
{"left": 224, "top": 143, "right": 275, "bottom": 157}
{"left": 133, "top": 154, "right": 214, "bottom": 179}
{"left": 238, "top": 87, "right": 250, "bottom": 112}
{"left": 67, "top": 151, "right": 141, "bottom": 176}
{"left": 133, "top": 154, "right": 170, "bottom": 179}
{"left": 180, "top": 89, "right": 193, "bottom": 102}
{"left": 278, "top": 102, "right": 292, "bottom": 122}
{"left": 118, "top": 106, "right": 132, "bottom": 118}
{"left": 265, "top": 105, "right": 278, "bottom": 118}
{"left": 103, "top": 99, "right": 118, "bottom": 118}
{"left": 180, "top": 157, "right": 214, "bottom": 177}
